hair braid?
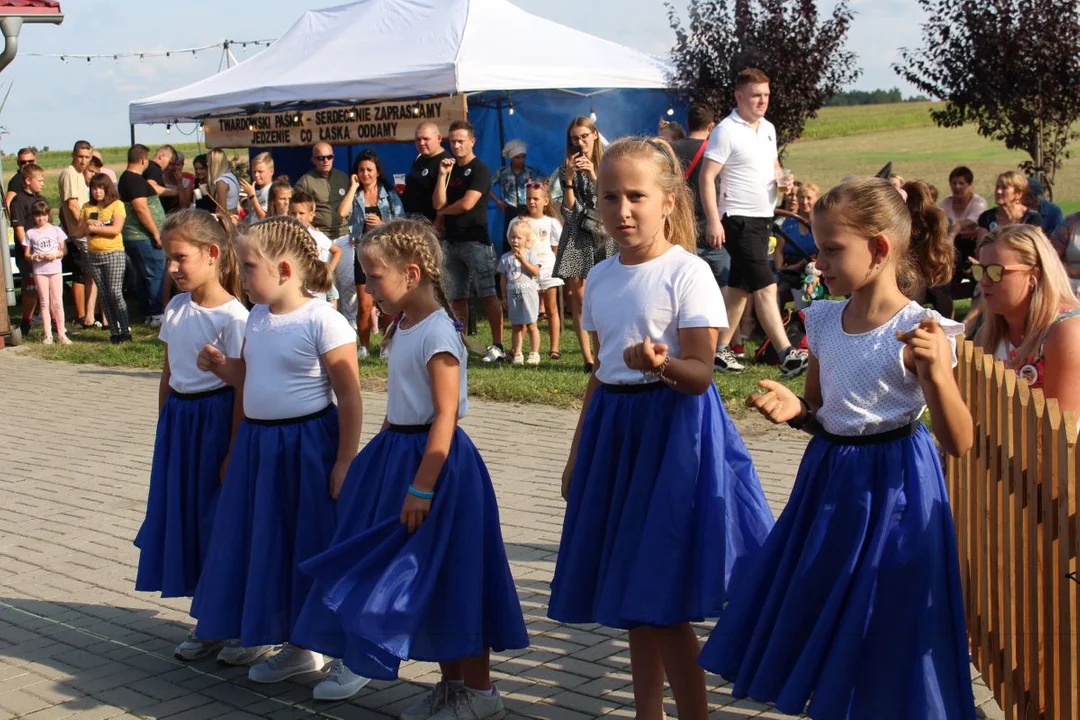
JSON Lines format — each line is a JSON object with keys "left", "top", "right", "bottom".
{"left": 240, "top": 216, "right": 333, "bottom": 295}
{"left": 161, "top": 208, "right": 244, "bottom": 300}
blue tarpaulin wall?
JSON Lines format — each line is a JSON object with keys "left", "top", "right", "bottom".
{"left": 251, "top": 88, "right": 681, "bottom": 252}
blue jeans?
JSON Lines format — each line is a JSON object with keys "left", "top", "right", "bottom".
{"left": 697, "top": 245, "right": 731, "bottom": 288}
{"left": 124, "top": 239, "right": 166, "bottom": 317}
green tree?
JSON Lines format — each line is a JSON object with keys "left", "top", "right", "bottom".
{"left": 667, "top": 0, "right": 860, "bottom": 157}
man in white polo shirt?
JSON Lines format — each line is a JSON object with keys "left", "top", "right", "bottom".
{"left": 699, "top": 67, "right": 808, "bottom": 378}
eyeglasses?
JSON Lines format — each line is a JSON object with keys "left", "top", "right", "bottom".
{"left": 570, "top": 133, "right": 593, "bottom": 143}
{"left": 314, "top": 154, "right": 334, "bottom": 162}
{"left": 968, "top": 259, "right": 1035, "bottom": 283}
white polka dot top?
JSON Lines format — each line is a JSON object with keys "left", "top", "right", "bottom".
{"left": 803, "top": 299, "right": 964, "bottom": 436}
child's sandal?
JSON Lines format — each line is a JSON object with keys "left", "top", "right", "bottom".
{"left": 550, "top": 351, "right": 561, "bottom": 360}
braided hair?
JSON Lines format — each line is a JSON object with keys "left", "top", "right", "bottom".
{"left": 359, "top": 217, "right": 473, "bottom": 353}
{"left": 239, "top": 216, "right": 333, "bottom": 297}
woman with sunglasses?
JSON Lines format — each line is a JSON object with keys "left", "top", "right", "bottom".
{"left": 974, "top": 224, "right": 1080, "bottom": 413}
{"left": 337, "top": 149, "right": 403, "bottom": 357}
{"left": 553, "top": 116, "right": 617, "bottom": 373}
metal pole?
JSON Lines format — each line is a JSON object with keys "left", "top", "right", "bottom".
{"left": 0, "top": 149, "right": 14, "bottom": 308}
{"left": 130, "top": 124, "right": 135, "bottom": 146}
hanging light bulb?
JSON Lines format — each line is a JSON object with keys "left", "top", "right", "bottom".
{"left": 60, "top": 55, "right": 66, "bottom": 63}
{"left": 113, "top": 55, "right": 118, "bottom": 63}
{"left": 589, "top": 107, "right": 597, "bottom": 122}
{"left": 166, "top": 123, "right": 172, "bottom": 134}
{"left": 666, "top": 106, "right": 675, "bottom": 116}
{"left": 86, "top": 57, "right": 91, "bottom": 64}
{"left": 293, "top": 113, "right": 301, "bottom": 123}
{"left": 508, "top": 102, "right": 515, "bottom": 116}
{"left": 348, "top": 109, "right": 356, "bottom": 119}
{"left": 166, "top": 51, "right": 171, "bottom": 57}
{"left": 139, "top": 53, "right": 145, "bottom": 61}
{"left": 192, "top": 49, "right": 197, "bottom": 57}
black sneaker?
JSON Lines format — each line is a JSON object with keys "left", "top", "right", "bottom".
{"left": 779, "top": 346, "right": 809, "bottom": 378}
{"left": 714, "top": 347, "right": 745, "bottom": 372}
{"left": 19, "top": 319, "right": 31, "bottom": 336}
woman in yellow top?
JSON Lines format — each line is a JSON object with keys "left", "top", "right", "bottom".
{"left": 78, "top": 173, "right": 130, "bottom": 343}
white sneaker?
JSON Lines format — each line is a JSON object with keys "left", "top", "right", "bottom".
{"left": 42, "top": 336, "right": 53, "bottom": 345}
{"left": 431, "top": 685, "right": 506, "bottom": 719}
{"left": 149, "top": 314, "right": 164, "bottom": 327}
{"left": 525, "top": 352, "right": 540, "bottom": 366}
{"left": 481, "top": 345, "right": 506, "bottom": 363}
{"left": 216, "top": 641, "right": 273, "bottom": 666}
{"left": 174, "top": 632, "right": 222, "bottom": 661}
{"left": 247, "top": 645, "right": 324, "bottom": 683}
{"left": 313, "top": 659, "right": 371, "bottom": 701}
{"left": 779, "top": 346, "right": 809, "bottom": 378}
{"left": 399, "top": 681, "right": 454, "bottom": 720}
{"left": 714, "top": 347, "right": 746, "bottom": 373}
{"left": 357, "top": 345, "right": 369, "bottom": 359}
{"left": 510, "top": 352, "right": 524, "bottom": 366}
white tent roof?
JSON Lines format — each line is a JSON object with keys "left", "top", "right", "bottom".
{"left": 129, "top": 0, "right": 671, "bottom": 124}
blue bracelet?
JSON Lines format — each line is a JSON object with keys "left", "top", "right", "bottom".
{"left": 407, "top": 485, "right": 435, "bottom": 500}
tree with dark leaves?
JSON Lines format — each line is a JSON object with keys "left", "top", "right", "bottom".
{"left": 666, "top": 0, "right": 859, "bottom": 158}
{"left": 895, "top": 0, "right": 1080, "bottom": 195}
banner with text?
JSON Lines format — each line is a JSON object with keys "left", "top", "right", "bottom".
{"left": 205, "top": 95, "right": 467, "bottom": 148}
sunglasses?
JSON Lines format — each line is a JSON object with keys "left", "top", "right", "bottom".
{"left": 525, "top": 181, "right": 548, "bottom": 190}
{"left": 17, "top": 159, "right": 32, "bottom": 166}
{"left": 968, "top": 259, "right": 1034, "bottom": 283}
{"left": 313, "top": 154, "right": 334, "bottom": 162}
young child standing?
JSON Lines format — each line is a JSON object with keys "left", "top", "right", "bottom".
{"left": 548, "top": 138, "right": 774, "bottom": 720}
{"left": 498, "top": 219, "right": 542, "bottom": 365}
{"left": 509, "top": 182, "right": 564, "bottom": 358}
{"left": 290, "top": 189, "right": 342, "bottom": 308}
{"left": 191, "top": 216, "right": 364, "bottom": 683}
{"left": 293, "top": 218, "right": 528, "bottom": 717}
{"left": 79, "top": 173, "right": 130, "bottom": 344}
{"left": 24, "top": 201, "right": 70, "bottom": 345}
{"left": 699, "top": 178, "right": 976, "bottom": 719}
{"left": 131, "top": 209, "right": 248, "bottom": 659}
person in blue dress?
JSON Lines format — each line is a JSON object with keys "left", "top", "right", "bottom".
{"left": 294, "top": 217, "right": 528, "bottom": 719}
{"left": 549, "top": 137, "right": 774, "bottom": 719}
{"left": 700, "top": 177, "right": 977, "bottom": 720}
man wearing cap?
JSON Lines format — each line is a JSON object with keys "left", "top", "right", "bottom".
{"left": 295, "top": 142, "right": 355, "bottom": 324}
{"left": 1025, "top": 176, "right": 1064, "bottom": 236}
{"left": 489, "top": 139, "right": 545, "bottom": 247}
{"left": 401, "top": 122, "right": 448, "bottom": 221}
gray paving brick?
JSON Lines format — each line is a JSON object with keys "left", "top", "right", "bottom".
{"left": 0, "top": 351, "right": 1001, "bottom": 720}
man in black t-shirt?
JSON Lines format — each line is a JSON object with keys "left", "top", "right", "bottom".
{"left": 401, "top": 122, "right": 448, "bottom": 220}
{"left": 671, "top": 103, "right": 729, "bottom": 290}
{"left": 9, "top": 162, "right": 46, "bottom": 334}
{"left": 118, "top": 144, "right": 167, "bottom": 324}
{"left": 5, "top": 147, "right": 35, "bottom": 215}
{"left": 143, "top": 145, "right": 182, "bottom": 213}
{"left": 433, "top": 120, "right": 505, "bottom": 362}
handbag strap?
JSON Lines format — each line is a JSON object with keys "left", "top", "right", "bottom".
{"left": 684, "top": 141, "right": 708, "bottom": 179}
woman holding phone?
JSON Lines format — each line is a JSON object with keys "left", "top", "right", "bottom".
{"left": 553, "top": 116, "right": 616, "bottom": 373}
{"left": 339, "top": 149, "right": 404, "bottom": 357}
{"left": 79, "top": 173, "right": 129, "bottom": 343}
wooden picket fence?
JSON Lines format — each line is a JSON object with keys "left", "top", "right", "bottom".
{"left": 946, "top": 340, "right": 1079, "bottom": 719}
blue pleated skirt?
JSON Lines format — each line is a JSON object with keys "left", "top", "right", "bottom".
{"left": 190, "top": 405, "right": 339, "bottom": 647}
{"left": 698, "top": 424, "right": 976, "bottom": 720}
{"left": 294, "top": 425, "right": 529, "bottom": 680}
{"left": 548, "top": 382, "right": 774, "bottom": 629}
{"left": 134, "top": 387, "right": 234, "bottom": 598}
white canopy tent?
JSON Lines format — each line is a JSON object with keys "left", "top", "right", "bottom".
{"left": 128, "top": 0, "right": 671, "bottom": 124}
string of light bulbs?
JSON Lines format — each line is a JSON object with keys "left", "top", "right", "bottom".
{"left": 22, "top": 38, "right": 275, "bottom": 64}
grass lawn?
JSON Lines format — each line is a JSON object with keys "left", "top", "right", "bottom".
{"left": 17, "top": 315, "right": 804, "bottom": 414}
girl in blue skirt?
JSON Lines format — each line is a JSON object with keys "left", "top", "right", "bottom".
{"left": 134, "top": 209, "right": 248, "bottom": 661}
{"left": 548, "top": 137, "right": 775, "bottom": 720}
{"left": 699, "top": 178, "right": 977, "bottom": 720}
{"left": 294, "top": 218, "right": 528, "bottom": 718}
{"left": 190, "top": 216, "right": 365, "bottom": 689}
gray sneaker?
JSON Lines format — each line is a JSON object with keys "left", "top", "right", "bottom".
{"left": 779, "top": 346, "right": 809, "bottom": 378}
{"left": 399, "top": 680, "right": 453, "bottom": 720}
{"left": 714, "top": 347, "right": 746, "bottom": 372}
{"left": 431, "top": 685, "right": 506, "bottom": 719}
{"left": 216, "top": 641, "right": 273, "bottom": 666}
{"left": 313, "top": 659, "right": 371, "bottom": 701}
{"left": 173, "top": 632, "right": 222, "bottom": 661}
{"left": 247, "top": 645, "right": 324, "bottom": 683}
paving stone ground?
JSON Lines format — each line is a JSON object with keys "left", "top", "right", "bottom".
{"left": 0, "top": 351, "right": 1002, "bottom": 719}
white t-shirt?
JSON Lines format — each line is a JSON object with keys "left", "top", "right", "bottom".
{"left": 939, "top": 194, "right": 989, "bottom": 226}
{"left": 386, "top": 309, "right": 468, "bottom": 425}
{"left": 242, "top": 300, "right": 357, "bottom": 420}
{"left": 804, "top": 299, "right": 963, "bottom": 435}
{"left": 582, "top": 246, "right": 727, "bottom": 385}
{"left": 158, "top": 293, "right": 248, "bottom": 394}
{"left": 508, "top": 215, "right": 562, "bottom": 262}
{"left": 307, "top": 226, "right": 334, "bottom": 301}
{"left": 497, "top": 250, "right": 540, "bottom": 293}
{"left": 703, "top": 110, "right": 778, "bottom": 218}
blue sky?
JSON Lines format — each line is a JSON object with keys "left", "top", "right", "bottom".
{"left": 2, "top": 0, "right": 925, "bottom": 152}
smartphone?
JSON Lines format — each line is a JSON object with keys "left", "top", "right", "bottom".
{"left": 367, "top": 206, "right": 383, "bottom": 220}
{"left": 89, "top": 212, "right": 99, "bottom": 221}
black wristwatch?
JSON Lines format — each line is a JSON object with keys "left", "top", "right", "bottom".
{"left": 787, "top": 396, "right": 813, "bottom": 430}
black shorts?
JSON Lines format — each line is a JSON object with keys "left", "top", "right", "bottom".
{"left": 723, "top": 215, "right": 775, "bottom": 292}
{"left": 63, "top": 238, "right": 86, "bottom": 283}
{"left": 353, "top": 249, "right": 367, "bottom": 286}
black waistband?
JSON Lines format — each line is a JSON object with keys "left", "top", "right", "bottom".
{"left": 602, "top": 382, "right": 665, "bottom": 395}
{"left": 245, "top": 404, "right": 334, "bottom": 426}
{"left": 819, "top": 422, "right": 918, "bottom": 446}
{"left": 171, "top": 386, "right": 233, "bottom": 401}
{"left": 389, "top": 423, "right": 433, "bottom": 434}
